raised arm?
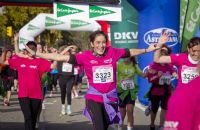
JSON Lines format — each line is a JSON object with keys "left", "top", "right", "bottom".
{"left": 0, "top": 48, "right": 6, "bottom": 63}
{"left": 60, "top": 45, "right": 77, "bottom": 55}
{"left": 154, "top": 32, "right": 171, "bottom": 63}
{"left": 129, "top": 44, "right": 160, "bottom": 57}
{"left": 154, "top": 49, "right": 171, "bottom": 63}
{"left": 14, "top": 34, "right": 27, "bottom": 58}
{"left": 25, "top": 45, "right": 70, "bottom": 62}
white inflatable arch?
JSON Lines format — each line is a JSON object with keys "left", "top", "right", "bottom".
{"left": 19, "top": 13, "right": 101, "bottom": 49}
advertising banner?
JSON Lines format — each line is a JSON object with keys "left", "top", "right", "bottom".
{"left": 128, "top": 0, "right": 180, "bottom": 105}
{"left": 53, "top": 3, "right": 122, "bottom": 21}
{"left": 110, "top": 0, "right": 138, "bottom": 49}
{"left": 180, "top": 0, "right": 200, "bottom": 51}
{"left": 19, "top": 13, "right": 101, "bottom": 49}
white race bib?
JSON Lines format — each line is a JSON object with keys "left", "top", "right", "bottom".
{"left": 74, "top": 68, "right": 78, "bottom": 75}
{"left": 62, "top": 63, "right": 72, "bottom": 72}
{"left": 121, "top": 79, "right": 135, "bottom": 90}
{"left": 181, "top": 66, "right": 199, "bottom": 84}
{"left": 93, "top": 65, "right": 113, "bottom": 83}
{"left": 159, "top": 74, "right": 171, "bottom": 85}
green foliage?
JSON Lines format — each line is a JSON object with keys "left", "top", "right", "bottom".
{"left": 0, "top": 6, "right": 91, "bottom": 50}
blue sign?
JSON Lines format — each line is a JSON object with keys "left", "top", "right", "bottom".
{"left": 128, "top": 0, "right": 180, "bottom": 105}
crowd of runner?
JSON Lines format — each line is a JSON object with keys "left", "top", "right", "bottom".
{"left": 0, "top": 30, "right": 200, "bottom": 130}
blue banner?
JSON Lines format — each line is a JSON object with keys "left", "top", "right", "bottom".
{"left": 128, "top": 0, "right": 180, "bottom": 105}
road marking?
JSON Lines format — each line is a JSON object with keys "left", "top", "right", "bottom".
{"left": 43, "top": 102, "right": 54, "bottom": 105}
{"left": 43, "top": 100, "right": 57, "bottom": 105}
{"left": 135, "top": 102, "right": 161, "bottom": 112}
{"left": 135, "top": 102, "right": 146, "bottom": 111}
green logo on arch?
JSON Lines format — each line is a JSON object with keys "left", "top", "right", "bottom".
{"left": 89, "top": 5, "right": 115, "bottom": 18}
{"left": 27, "top": 24, "right": 40, "bottom": 30}
{"left": 19, "top": 37, "right": 28, "bottom": 45}
{"left": 45, "top": 16, "right": 65, "bottom": 27}
{"left": 70, "top": 19, "right": 90, "bottom": 28}
{"left": 57, "top": 3, "right": 84, "bottom": 17}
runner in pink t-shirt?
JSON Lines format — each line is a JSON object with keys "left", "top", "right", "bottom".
{"left": 154, "top": 33, "right": 200, "bottom": 88}
{"left": 25, "top": 30, "right": 159, "bottom": 130}
{"left": 154, "top": 33, "right": 200, "bottom": 130}
{"left": 10, "top": 36, "right": 54, "bottom": 130}
{"left": 147, "top": 45, "right": 177, "bottom": 130}
{"left": 9, "top": 55, "right": 52, "bottom": 99}
{"left": 164, "top": 74, "right": 200, "bottom": 130}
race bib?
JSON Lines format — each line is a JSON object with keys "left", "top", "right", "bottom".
{"left": 93, "top": 65, "right": 113, "bottom": 83}
{"left": 181, "top": 66, "right": 199, "bottom": 84}
{"left": 62, "top": 63, "right": 72, "bottom": 72}
{"left": 159, "top": 74, "right": 171, "bottom": 85}
{"left": 74, "top": 68, "right": 78, "bottom": 75}
{"left": 121, "top": 79, "right": 135, "bottom": 90}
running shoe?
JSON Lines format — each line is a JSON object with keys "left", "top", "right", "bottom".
{"left": 145, "top": 105, "right": 152, "bottom": 116}
{"left": 61, "top": 105, "right": 66, "bottom": 115}
{"left": 66, "top": 105, "right": 72, "bottom": 115}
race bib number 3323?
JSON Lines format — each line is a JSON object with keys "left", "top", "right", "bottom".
{"left": 93, "top": 65, "right": 113, "bottom": 83}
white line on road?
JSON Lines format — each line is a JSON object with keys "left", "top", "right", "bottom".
{"left": 135, "top": 102, "right": 146, "bottom": 111}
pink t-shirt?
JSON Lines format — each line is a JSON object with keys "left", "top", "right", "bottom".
{"left": 170, "top": 53, "right": 198, "bottom": 88}
{"left": 75, "top": 47, "right": 127, "bottom": 103}
{"left": 147, "top": 63, "right": 175, "bottom": 95}
{"left": 164, "top": 76, "right": 200, "bottom": 130}
{"left": 8, "top": 55, "right": 52, "bottom": 99}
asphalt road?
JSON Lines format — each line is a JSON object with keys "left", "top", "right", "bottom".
{"left": 0, "top": 87, "right": 160, "bottom": 130}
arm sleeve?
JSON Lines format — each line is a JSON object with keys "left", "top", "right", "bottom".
{"left": 112, "top": 48, "right": 130, "bottom": 61}
{"left": 121, "top": 48, "right": 130, "bottom": 58}
{"left": 170, "top": 54, "right": 181, "bottom": 66}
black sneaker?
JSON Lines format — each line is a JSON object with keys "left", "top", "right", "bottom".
{"left": 145, "top": 105, "right": 151, "bottom": 116}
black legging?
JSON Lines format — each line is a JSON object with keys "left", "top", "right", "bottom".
{"left": 18, "top": 97, "right": 42, "bottom": 130}
{"left": 2, "top": 78, "right": 13, "bottom": 91}
{"left": 49, "top": 73, "right": 59, "bottom": 91}
{"left": 59, "top": 75, "right": 75, "bottom": 105}
{"left": 86, "top": 100, "right": 118, "bottom": 130}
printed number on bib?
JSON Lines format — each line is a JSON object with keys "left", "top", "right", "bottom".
{"left": 93, "top": 65, "right": 113, "bottom": 83}
{"left": 74, "top": 68, "right": 78, "bottom": 75}
{"left": 181, "top": 66, "right": 199, "bottom": 84}
{"left": 121, "top": 79, "right": 134, "bottom": 90}
{"left": 62, "top": 63, "right": 72, "bottom": 72}
{"left": 159, "top": 74, "right": 171, "bottom": 85}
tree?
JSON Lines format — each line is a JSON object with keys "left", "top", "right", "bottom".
{"left": 0, "top": 6, "right": 91, "bottom": 50}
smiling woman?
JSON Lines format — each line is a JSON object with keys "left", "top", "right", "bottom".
{"left": 154, "top": 34, "right": 200, "bottom": 88}
{"left": 25, "top": 30, "right": 158, "bottom": 130}
{"left": 164, "top": 62, "right": 200, "bottom": 130}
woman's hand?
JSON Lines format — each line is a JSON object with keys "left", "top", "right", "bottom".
{"left": 158, "top": 31, "right": 170, "bottom": 46}
{"left": 146, "top": 31, "right": 170, "bottom": 52}
{"left": 146, "top": 44, "right": 160, "bottom": 52}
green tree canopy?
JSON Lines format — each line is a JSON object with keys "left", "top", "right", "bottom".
{"left": 0, "top": 6, "right": 91, "bottom": 50}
